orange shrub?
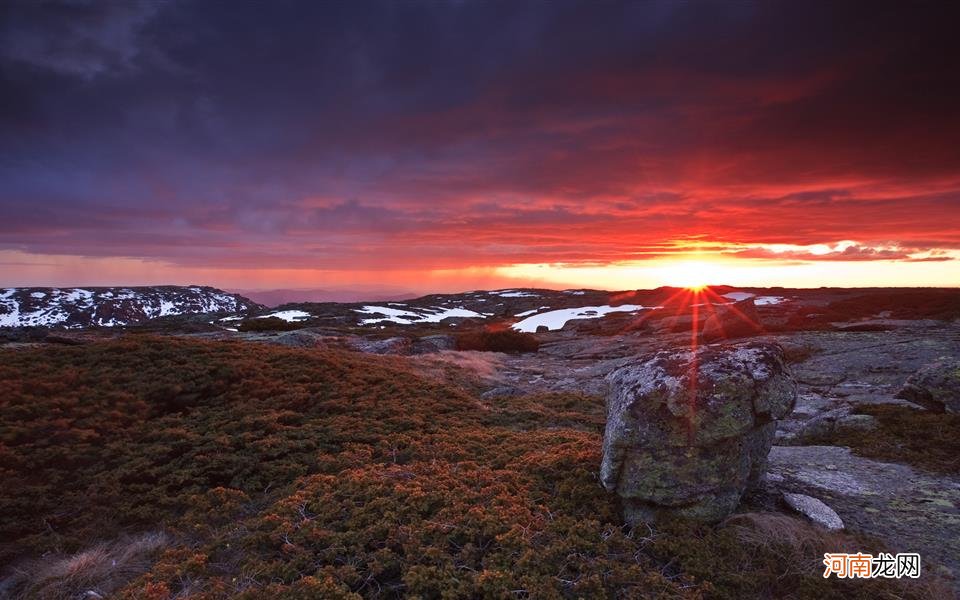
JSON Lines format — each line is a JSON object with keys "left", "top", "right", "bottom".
{"left": 455, "top": 329, "right": 540, "bottom": 353}
{"left": 0, "top": 337, "right": 947, "bottom": 599}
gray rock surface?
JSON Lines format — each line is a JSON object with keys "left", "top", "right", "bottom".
{"left": 272, "top": 330, "right": 330, "bottom": 348}
{"left": 790, "top": 405, "right": 879, "bottom": 443}
{"left": 601, "top": 342, "right": 796, "bottom": 523}
{"left": 480, "top": 385, "right": 524, "bottom": 399}
{"left": 397, "top": 313, "right": 960, "bottom": 584}
{"left": 782, "top": 492, "right": 844, "bottom": 530}
{"left": 768, "top": 325, "right": 957, "bottom": 439}
{"left": 768, "top": 445, "right": 960, "bottom": 580}
{"left": 897, "top": 358, "right": 960, "bottom": 413}
{"left": 348, "top": 336, "right": 412, "bottom": 355}
{"left": 410, "top": 334, "right": 457, "bottom": 354}
{"left": 699, "top": 299, "right": 763, "bottom": 342}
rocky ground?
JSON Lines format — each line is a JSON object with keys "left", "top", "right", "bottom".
{"left": 130, "top": 287, "right": 959, "bottom": 583}
{"left": 489, "top": 318, "right": 960, "bottom": 583}
{"left": 3, "top": 285, "right": 959, "bottom": 587}
{"left": 370, "top": 323, "right": 959, "bottom": 586}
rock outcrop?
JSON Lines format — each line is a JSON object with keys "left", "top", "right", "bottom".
{"left": 271, "top": 330, "right": 330, "bottom": 349}
{"left": 782, "top": 492, "right": 844, "bottom": 530}
{"left": 767, "top": 444, "right": 960, "bottom": 579}
{"left": 348, "top": 336, "right": 413, "bottom": 355}
{"left": 793, "top": 405, "right": 878, "bottom": 443}
{"left": 410, "top": 334, "right": 457, "bottom": 354}
{"left": 896, "top": 358, "right": 960, "bottom": 413}
{"left": 699, "top": 299, "right": 763, "bottom": 342}
{"left": 601, "top": 342, "right": 796, "bottom": 524}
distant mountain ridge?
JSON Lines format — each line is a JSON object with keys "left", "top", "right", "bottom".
{"left": 233, "top": 287, "right": 418, "bottom": 307}
{"left": 0, "top": 286, "right": 261, "bottom": 328}
{"left": 237, "top": 287, "right": 739, "bottom": 331}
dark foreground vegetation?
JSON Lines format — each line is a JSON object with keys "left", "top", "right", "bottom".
{"left": 0, "top": 338, "right": 948, "bottom": 598}
{"left": 785, "top": 288, "right": 960, "bottom": 330}
{"left": 455, "top": 329, "right": 540, "bottom": 353}
{"left": 811, "top": 405, "right": 960, "bottom": 475}
{"left": 237, "top": 317, "right": 304, "bottom": 332}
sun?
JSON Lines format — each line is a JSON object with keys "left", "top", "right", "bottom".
{"left": 661, "top": 260, "right": 714, "bottom": 289}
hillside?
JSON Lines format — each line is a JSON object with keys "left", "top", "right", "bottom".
{"left": 211, "top": 287, "right": 960, "bottom": 335}
{"left": 0, "top": 287, "right": 261, "bottom": 329}
{"left": 0, "top": 337, "right": 951, "bottom": 599}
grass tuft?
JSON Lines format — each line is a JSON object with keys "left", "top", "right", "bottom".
{"left": 803, "top": 404, "right": 960, "bottom": 474}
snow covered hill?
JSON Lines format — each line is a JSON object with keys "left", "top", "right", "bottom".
{"left": 0, "top": 286, "right": 261, "bottom": 328}
{"left": 216, "top": 287, "right": 793, "bottom": 333}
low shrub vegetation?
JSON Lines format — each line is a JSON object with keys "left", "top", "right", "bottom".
{"left": 455, "top": 329, "right": 540, "bottom": 353}
{"left": 237, "top": 317, "right": 304, "bottom": 332}
{"left": 814, "top": 404, "right": 960, "bottom": 474}
{"left": 0, "top": 338, "right": 947, "bottom": 598}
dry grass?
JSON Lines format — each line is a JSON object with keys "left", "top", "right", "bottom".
{"left": 723, "top": 512, "right": 857, "bottom": 569}
{"left": 1, "top": 532, "right": 169, "bottom": 600}
{"left": 720, "top": 513, "right": 955, "bottom": 598}
{"left": 807, "top": 404, "right": 960, "bottom": 474}
{"left": 455, "top": 329, "right": 540, "bottom": 353}
{"left": 410, "top": 349, "right": 507, "bottom": 382}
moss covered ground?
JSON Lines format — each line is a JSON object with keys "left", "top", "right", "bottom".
{"left": 815, "top": 404, "right": 960, "bottom": 475}
{"left": 0, "top": 338, "right": 949, "bottom": 598}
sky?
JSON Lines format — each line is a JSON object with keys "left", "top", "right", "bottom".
{"left": 2, "top": 0, "right": 959, "bottom": 294}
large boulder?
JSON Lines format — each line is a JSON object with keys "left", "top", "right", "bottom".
{"left": 272, "top": 330, "right": 329, "bottom": 348}
{"left": 348, "top": 336, "right": 412, "bottom": 355}
{"left": 601, "top": 342, "right": 796, "bottom": 524}
{"left": 699, "top": 299, "right": 763, "bottom": 342}
{"left": 896, "top": 358, "right": 960, "bottom": 413}
{"left": 410, "top": 334, "right": 457, "bottom": 354}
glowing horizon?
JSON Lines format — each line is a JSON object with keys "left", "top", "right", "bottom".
{"left": 2, "top": 247, "right": 957, "bottom": 295}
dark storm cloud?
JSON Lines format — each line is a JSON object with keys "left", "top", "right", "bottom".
{"left": 0, "top": 0, "right": 162, "bottom": 79}
{"left": 1, "top": 0, "right": 959, "bottom": 270}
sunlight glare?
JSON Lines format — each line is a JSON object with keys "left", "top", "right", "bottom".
{"left": 662, "top": 260, "right": 714, "bottom": 289}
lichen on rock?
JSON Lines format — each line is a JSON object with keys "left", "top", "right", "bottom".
{"left": 896, "top": 357, "right": 960, "bottom": 413}
{"left": 601, "top": 342, "right": 797, "bottom": 524}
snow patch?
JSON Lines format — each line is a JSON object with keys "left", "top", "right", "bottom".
{"left": 258, "top": 310, "right": 312, "bottom": 322}
{"left": 157, "top": 300, "right": 180, "bottom": 317}
{"left": 355, "top": 305, "right": 486, "bottom": 325}
{"left": 0, "top": 287, "right": 250, "bottom": 328}
{"left": 721, "top": 291, "right": 785, "bottom": 306}
{"left": 513, "top": 304, "right": 648, "bottom": 332}
{"left": 63, "top": 289, "right": 94, "bottom": 304}
{"left": 514, "top": 306, "right": 550, "bottom": 317}
{"left": 495, "top": 290, "right": 539, "bottom": 298}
